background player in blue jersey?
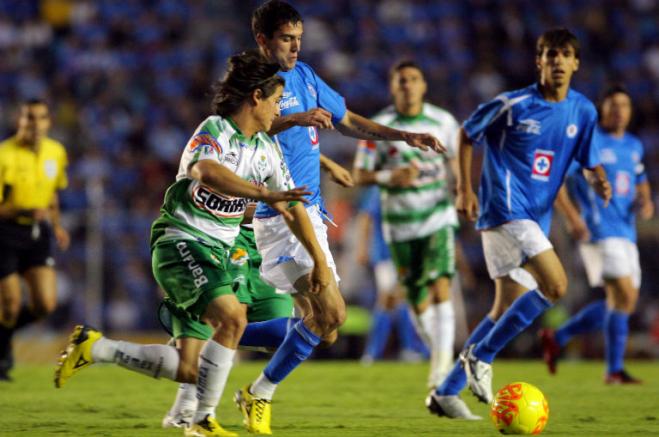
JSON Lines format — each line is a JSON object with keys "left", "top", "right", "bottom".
{"left": 235, "top": 2, "right": 446, "bottom": 434}
{"left": 541, "top": 85, "right": 654, "bottom": 384}
{"left": 426, "top": 28, "right": 612, "bottom": 419}
{"left": 355, "top": 186, "right": 426, "bottom": 365}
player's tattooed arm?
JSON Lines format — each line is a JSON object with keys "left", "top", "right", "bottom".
{"left": 337, "top": 110, "right": 446, "bottom": 153}
{"left": 554, "top": 185, "right": 590, "bottom": 241}
{"left": 268, "top": 109, "right": 334, "bottom": 136}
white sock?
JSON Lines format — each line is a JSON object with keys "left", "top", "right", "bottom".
{"left": 250, "top": 372, "right": 278, "bottom": 400}
{"left": 428, "top": 302, "right": 456, "bottom": 388}
{"left": 194, "top": 341, "right": 236, "bottom": 423}
{"left": 91, "top": 337, "right": 179, "bottom": 380}
{"left": 435, "top": 301, "right": 456, "bottom": 353}
{"left": 91, "top": 337, "right": 119, "bottom": 362}
{"left": 168, "top": 384, "right": 197, "bottom": 419}
{"left": 414, "top": 307, "right": 434, "bottom": 348}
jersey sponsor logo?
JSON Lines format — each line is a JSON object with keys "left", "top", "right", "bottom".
{"left": 230, "top": 247, "right": 249, "bottom": 266}
{"left": 531, "top": 149, "right": 554, "bottom": 181}
{"left": 223, "top": 151, "right": 238, "bottom": 165}
{"left": 615, "top": 171, "right": 631, "bottom": 196}
{"left": 193, "top": 185, "right": 248, "bottom": 218}
{"left": 566, "top": 124, "right": 578, "bottom": 138}
{"left": 188, "top": 133, "right": 222, "bottom": 155}
{"left": 600, "top": 148, "right": 617, "bottom": 164}
{"left": 516, "top": 119, "right": 541, "bottom": 135}
{"left": 175, "top": 241, "right": 209, "bottom": 288}
{"left": 308, "top": 126, "right": 319, "bottom": 147}
{"left": 280, "top": 91, "right": 300, "bottom": 111}
{"left": 306, "top": 82, "right": 317, "bottom": 98}
{"left": 44, "top": 159, "right": 58, "bottom": 178}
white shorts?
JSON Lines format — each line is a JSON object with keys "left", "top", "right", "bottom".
{"left": 481, "top": 219, "right": 553, "bottom": 281}
{"left": 253, "top": 204, "right": 339, "bottom": 293}
{"left": 579, "top": 238, "right": 641, "bottom": 289}
{"left": 373, "top": 259, "right": 397, "bottom": 295}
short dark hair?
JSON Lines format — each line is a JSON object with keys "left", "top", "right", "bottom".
{"left": 601, "top": 83, "right": 631, "bottom": 102}
{"left": 536, "top": 28, "right": 580, "bottom": 59}
{"left": 211, "top": 49, "right": 284, "bottom": 117}
{"left": 22, "top": 98, "right": 48, "bottom": 107}
{"left": 389, "top": 60, "right": 424, "bottom": 81}
{"left": 252, "top": 0, "right": 303, "bottom": 39}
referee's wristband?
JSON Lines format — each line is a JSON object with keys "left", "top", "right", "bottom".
{"left": 374, "top": 170, "right": 392, "bottom": 185}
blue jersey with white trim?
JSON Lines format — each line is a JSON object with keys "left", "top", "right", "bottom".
{"left": 255, "top": 61, "right": 347, "bottom": 218}
{"left": 358, "top": 186, "right": 391, "bottom": 264}
{"left": 568, "top": 127, "right": 647, "bottom": 242}
{"left": 463, "top": 83, "right": 600, "bottom": 233}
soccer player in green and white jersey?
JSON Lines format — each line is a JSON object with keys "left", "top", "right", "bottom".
{"left": 54, "top": 50, "right": 331, "bottom": 437}
{"left": 353, "top": 60, "right": 460, "bottom": 390}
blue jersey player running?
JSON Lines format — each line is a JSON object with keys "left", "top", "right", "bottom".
{"left": 426, "top": 28, "right": 612, "bottom": 419}
{"left": 235, "top": 2, "right": 445, "bottom": 434}
{"left": 541, "top": 85, "right": 654, "bottom": 383}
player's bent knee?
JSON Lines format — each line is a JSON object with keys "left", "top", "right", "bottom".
{"left": 540, "top": 280, "right": 567, "bottom": 301}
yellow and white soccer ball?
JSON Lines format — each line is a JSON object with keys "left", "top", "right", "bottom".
{"left": 490, "top": 382, "right": 549, "bottom": 435}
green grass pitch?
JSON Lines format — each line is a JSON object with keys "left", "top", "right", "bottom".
{"left": 1, "top": 360, "right": 658, "bottom": 436}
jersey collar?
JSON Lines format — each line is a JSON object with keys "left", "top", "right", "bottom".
{"left": 225, "top": 117, "right": 259, "bottom": 147}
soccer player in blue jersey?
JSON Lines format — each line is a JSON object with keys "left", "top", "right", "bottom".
{"left": 541, "top": 85, "right": 654, "bottom": 383}
{"left": 425, "top": 28, "right": 612, "bottom": 419}
{"left": 234, "top": 1, "right": 445, "bottom": 434}
{"left": 356, "top": 186, "right": 426, "bottom": 365}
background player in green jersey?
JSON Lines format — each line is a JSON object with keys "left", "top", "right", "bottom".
{"left": 353, "top": 60, "right": 461, "bottom": 391}
{"left": 53, "top": 51, "right": 331, "bottom": 437}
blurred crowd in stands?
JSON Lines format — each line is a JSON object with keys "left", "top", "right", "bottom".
{"left": 0, "top": 0, "right": 658, "bottom": 356}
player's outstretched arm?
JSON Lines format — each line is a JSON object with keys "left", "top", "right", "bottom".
{"left": 281, "top": 202, "right": 331, "bottom": 294}
{"left": 636, "top": 181, "right": 654, "bottom": 220}
{"left": 268, "top": 108, "right": 334, "bottom": 136}
{"left": 352, "top": 167, "right": 419, "bottom": 188}
{"left": 584, "top": 165, "right": 612, "bottom": 206}
{"left": 336, "top": 110, "right": 446, "bottom": 154}
{"left": 554, "top": 185, "right": 590, "bottom": 241}
{"left": 455, "top": 128, "right": 479, "bottom": 222}
{"left": 189, "top": 160, "right": 310, "bottom": 220}
{"left": 320, "top": 154, "right": 354, "bottom": 187}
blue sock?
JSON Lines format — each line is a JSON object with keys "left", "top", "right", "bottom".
{"left": 605, "top": 310, "right": 629, "bottom": 374}
{"left": 473, "top": 290, "right": 552, "bottom": 363}
{"left": 436, "top": 316, "right": 495, "bottom": 395}
{"left": 363, "top": 308, "right": 393, "bottom": 359}
{"left": 263, "top": 320, "right": 321, "bottom": 384}
{"left": 239, "top": 317, "right": 300, "bottom": 349}
{"left": 555, "top": 300, "right": 606, "bottom": 347}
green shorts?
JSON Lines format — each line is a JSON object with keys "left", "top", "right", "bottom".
{"left": 389, "top": 225, "right": 456, "bottom": 306}
{"left": 156, "top": 228, "right": 293, "bottom": 340}
{"left": 230, "top": 227, "right": 294, "bottom": 322}
{"left": 152, "top": 237, "right": 248, "bottom": 340}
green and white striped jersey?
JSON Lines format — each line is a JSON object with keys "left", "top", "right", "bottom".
{"left": 354, "top": 103, "right": 459, "bottom": 242}
{"left": 151, "top": 116, "right": 294, "bottom": 248}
